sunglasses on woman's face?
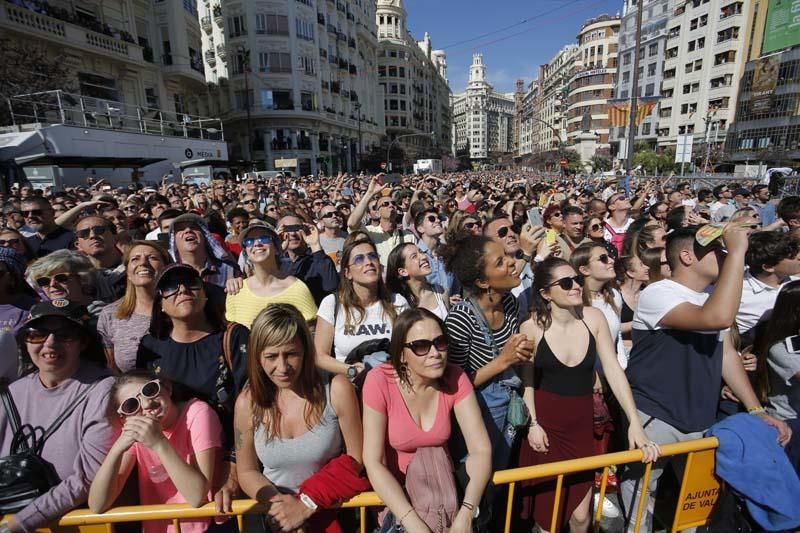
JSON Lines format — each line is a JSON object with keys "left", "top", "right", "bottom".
{"left": 589, "top": 223, "right": 602, "bottom": 232}
{"left": 35, "top": 273, "right": 73, "bottom": 287}
{"left": 243, "top": 235, "right": 273, "bottom": 248}
{"left": 548, "top": 274, "right": 585, "bottom": 291}
{"left": 551, "top": 212, "right": 563, "bottom": 218}
{"left": 24, "top": 327, "right": 80, "bottom": 344}
{"left": 0, "top": 238, "right": 20, "bottom": 247}
{"left": 404, "top": 334, "right": 449, "bottom": 356}
{"left": 159, "top": 278, "right": 203, "bottom": 298}
{"left": 117, "top": 380, "right": 162, "bottom": 416}
{"left": 595, "top": 253, "right": 611, "bottom": 264}
{"left": 464, "top": 221, "right": 481, "bottom": 231}
{"left": 349, "top": 251, "right": 380, "bottom": 267}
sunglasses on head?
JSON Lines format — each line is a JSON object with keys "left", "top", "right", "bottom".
{"left": 75, "top": 225, "right": 109, "bottom": 240}
{"left": 159, "top": 278, "right": 202, "bottom": 298}
{"left": 548, "top": 274, "right": 585, "bottom": 290}
{"left": 117, "top": 380, "right": 162, "bottom": 416}
{"left": 243, "top": 235, "right": 274, "bottom": 248}
{"left": 350, "top": 251, "right": 380, "bottom": 267}
{"left": 24, "top": 327, "right": 81, "bottom": 344}
{"left": 35, "top": 273, "right": 73, "bottom": 287}
{"left": 404, "top": 334, "right": 448, "bottom": 356}
{"left": 0, "top": 238, "right": 20, "bottom": 247}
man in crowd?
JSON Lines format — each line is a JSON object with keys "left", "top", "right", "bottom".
{"left": 414, "top": 207, "right": 456, "bottom": 295}
{"left": 710, "top": 184, "right": 735, "bottom": 222}
{"left": 556, "top": 205, "right": 585, "bottom": 261}
{"left": 318, "top": 203, "right": 346, "bottom": 262}
{"left": 277, "top": 214, "right": 338, "bottom": 306}
{"left": 22, "top": 197, "right": 75, "bottom": 257}
{"left": 169, "top": 213, "right": 239, "bottom": 288}
{"left": 751, "top": 184, "right": 776, "bottom": 226}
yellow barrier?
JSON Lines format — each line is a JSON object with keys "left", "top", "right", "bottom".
{"left": 48, "top": 437, "right": 719, "bottom": 533}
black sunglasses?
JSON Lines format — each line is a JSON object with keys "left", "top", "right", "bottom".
{"left": 404, "top": 334, "right": 448, "bottom": 356}
{"left": 21, "top": 209, "right": 44, "bottom": 217}
{"left": 24, "top": 327, "right": 81, "bottom": 344}
{"left": 497, "top": 226, "right": 511, "bottom": 238}
{"left": 243, "top": 200, "right": 258, "bottom": 205}
{"left": 464, "top": 221, "right": 481, "bottom": 230}
{"left": 0, "top": 238, "right": 20, "bottom": 247}
{"left": 426, "top": 215, "right": 438, "bottom": 224}
{"left": 548, "top": 275, "right": 585, "bottom": 290}
{"left": 35, "top": 273, "right": 74, "bottom": 287}
{"left": 75, "top": 225, "right": 109, "bottom": 239}
{"left": 589, "top": 223, "right": 602, "bottom": 232}
{"left": 159, "top": 278, "right": 203, "bottom": 298}
{"left": 320, "top": 211, "right": 337, "bottom": 219}
{"left": 380, "top": 201, "right": 396, "bottom": 208}
{"left": 595, "top": 253, "right": 611, "bottom": 264}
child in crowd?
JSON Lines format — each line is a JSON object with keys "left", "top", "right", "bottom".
{"left": 88, "top": 370, "right": 222, "bottom": 533}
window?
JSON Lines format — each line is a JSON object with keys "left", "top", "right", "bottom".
{"left": 228, "top": 16, "right": 247, "bottom": 37}
{"left": 295, "top": 18, "right": 314, "bottom": 40}
{"left": 648, "top": 43, "right": 658, "bottom": 56}
{"left": 300, "top": 91, "right": 315, "bottom": 111}
{"left": 645, "top": 83, "right": 655, "bottom": 96}
{"left": 255, "top": 14, "right": 289, "bottom": 35}
{"left": 641, "top": 122, "right": 651, "bottom": 135}
{"left": 234, "top": 89, "right": 254, "bottom": 110}
{"left": 622, "top": 53, "right": 631, "bottom": 66}
{"left": 258, "top": 52, "right": 292, "bottom": 73}
{"left": 647, "top": 63, "right": 656, "bottom": 76}
{"left": 297, "top": 55, "right": 315, "bottom": 75}
{"left": 622, "top": 71, "right": 630, "bottom": 83}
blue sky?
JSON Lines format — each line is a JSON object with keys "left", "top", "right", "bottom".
{"left": 404, "top": 0, "right": 624, "bottom": 94}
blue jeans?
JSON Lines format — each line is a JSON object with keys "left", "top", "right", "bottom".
{"left": 474, "top": 373, "right": 520, "bottom": 470}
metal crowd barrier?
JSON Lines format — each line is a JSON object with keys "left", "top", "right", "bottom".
{"left": 40, "top": 437, "right": 720, "bottom": 533}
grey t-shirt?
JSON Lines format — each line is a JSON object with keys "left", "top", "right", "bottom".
{"left": 319, "top": 234, "right": 345, "bottom": 258}
{"left": 97, "top": 300, "right": 152, "bottom": 372}
{"left": 767, "top": 340, "right": 800, "bottom": 420}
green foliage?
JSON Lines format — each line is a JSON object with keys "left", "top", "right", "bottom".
{"left": 590, "top": 155, "right": 613, "bottom": 172}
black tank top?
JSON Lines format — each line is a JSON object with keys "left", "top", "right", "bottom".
{"left": 534, "top": 321, "right": 597, "bottom": 396}
{"left": 620, "top": 298, "right": 635, "bottom": 323}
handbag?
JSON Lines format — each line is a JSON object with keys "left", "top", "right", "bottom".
{"left": 0, "top": 379, "right": 98, "bottom": 514}
{"left": 506, "top": 389, "right": 530, "bottom": 429}
{"left": 404, "top": 446, "right": 459, "bottom": 533}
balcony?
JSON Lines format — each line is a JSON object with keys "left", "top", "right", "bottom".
{"left": 0, "top": 3, "right": 144, "bottom": 63}
{"left": 317, "top": 13, "right": 325, "bottom": 25}
{"left": 216, "top": 44, "right": 226, "bottom": 61}
{"left": 213, "top": 5, "right": 223, "bottom": 26}
{"left": 162, "top": 50, "right": 206, "bottom": 84}
{"left": 205, "top": 50, "right": 216, "bottom": 66}
{"left": 201, "top": 16, "right": 212, "bottom": 33}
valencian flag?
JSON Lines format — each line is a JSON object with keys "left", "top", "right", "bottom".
{"left": 607, "top": 97, "right": 660, "bottom": 127}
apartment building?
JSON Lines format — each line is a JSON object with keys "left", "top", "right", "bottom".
{"left": 566, "top": 14, "right": 620, "bottom": 159}
{"left": 376, "top": 0, "right": 451, "bottom": 169}
{"left": 725, "top": 0, "right": 800, "bottom": 169}
{"left": 451, "top": 54, "right": 515, "bottom": 161}
{"left": 517, "top": 79, "right": 541, "bottom": 157}
{"left": 206, "top": 0, "right": 385, "bottom": 175}
{"left": 611, "top": 0, "right": 671, "bottom": 155}
{"left": 536, "top": 45, "right": 579, "bottom": 153}
{"left": 0, "top": 0, "right": 206, "bottom": 117}
{"left": 656, "top": 0, "right": 748, "bottom": 160}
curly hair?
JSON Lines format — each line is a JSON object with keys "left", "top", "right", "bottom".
{"left": 440, "top": 234, "right": 494, "bottom": 298}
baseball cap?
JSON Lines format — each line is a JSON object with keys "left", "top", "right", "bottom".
{"left": 23, "top": 299, "right": 92, "bottom": 331}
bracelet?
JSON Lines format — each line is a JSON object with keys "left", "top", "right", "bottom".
{"left": 461, "top": 501, "right": 475, "bottom": 512}
{"left": 748, "top": 406, "right": 766, "bottom": 414}
{"left": 398, "top": 508, "right": 414, "bottom": 526}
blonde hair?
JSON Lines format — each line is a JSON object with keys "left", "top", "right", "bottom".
{"left": 115, "top": 241, "right": 172, "bottom": 320}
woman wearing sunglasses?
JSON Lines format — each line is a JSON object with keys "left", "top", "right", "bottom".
{"left": 97, "top": 241, "right": 171, "bottom": 373}
{"left": 0, "top": 227, "right": 34, "bottom": 265}
{"left": 315, "top": 238, "right": 408, "bottom": 378}
{"left": 386, "top": 242, "right": 450, "bottom": 321}
{"left": 89, "top": 370, "right": 222, "bottom": 531}
{"left": 27, "top": 250, "right": 102, "bottom": 319}
{"left": 363, "top": 308, "right": 491, "bottom": 533}
{"left": 235, "top": 304, "right": 368, "bottom": 532}
{"left": 1, "top": 299, "right": 112, "bottom": 533}
{"left": 225, "top": 224, "right": 317, "bottom": 328}
{"left": 137, "top": 264, "right": 249, "bottom": 516}
{"left": 515, "top": 257, "right": 658, "bottom": 533}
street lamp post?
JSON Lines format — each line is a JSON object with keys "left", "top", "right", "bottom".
{"left": 354, "top": 102, "right": 363, "bottom": 173}
{"left": 236, "top": 46, "right": 254, "bottom": 162}
{"left": 386, "top": 131, "right": 435, "bottom": 173}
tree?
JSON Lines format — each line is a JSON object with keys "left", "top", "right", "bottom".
{"left": 590, "top": 155, "right": 613, "bottom": 172}
{"left": 633, "top": 149, "right": 660, "bottom": 175}
{"left": 0, "top": 39, "right": 75, "bottom": 126}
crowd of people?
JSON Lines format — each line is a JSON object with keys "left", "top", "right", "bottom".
{"left": 0, "top": 170, "right": 797, "bottom": 533}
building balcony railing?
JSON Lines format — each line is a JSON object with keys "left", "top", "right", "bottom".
{"left": 0, "top": 2, "right": 144, "bottom": 63}
{"left": 200, "top": 16, "right": 212, "bottom": 33}
{"left": 205, "top": 50, "right": 216, "bottom": 66}
{"left": 216, "top": 44, "right": 226, "bottom": 61}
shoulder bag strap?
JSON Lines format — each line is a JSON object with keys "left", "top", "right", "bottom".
{"left": 40, "top": 380, "right": 99, "bottom": 447}
{"left": 463, "top": 298, "right": 499, "bottom": 357}
{"left": 222, "top": 322, "right": 237, "bottom": 371}
{"left": 0, "top": 378, "right": 22, "bottom": 437}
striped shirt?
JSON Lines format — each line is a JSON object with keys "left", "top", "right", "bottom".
{"left": 445, "top": 293, "right": 520, "bottom": 375}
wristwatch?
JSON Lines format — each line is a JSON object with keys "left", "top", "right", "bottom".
{"left": 298, "top": 493, "right": 318, "bottom": 512}
{"left": 346, "top": 365, "right": 359, "bottom": 382}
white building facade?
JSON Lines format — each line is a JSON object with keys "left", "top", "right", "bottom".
{"left": 205, "top": 0, "right": 385, "bottom": 175}
{"left": 656, "top": 0, "right": 747, "bottom": 158}
{"left": 518, "top": 79, "right": 540, "bottom": 157}
{"left": 376, "top": 0, "right": 451, "bottom": 169}
{"left": 535, "top": 45, "right": 579, "bottom": 153}
{"left": 451, "top": 54, "right": 515, "bottom": 161}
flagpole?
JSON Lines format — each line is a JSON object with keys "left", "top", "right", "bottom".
{"left": 625, "top": 0, "right": 644, "bottom": 173}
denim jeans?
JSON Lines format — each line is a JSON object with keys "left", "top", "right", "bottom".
{"left": 474, "top": 371, "right": 520, "bottom": 470}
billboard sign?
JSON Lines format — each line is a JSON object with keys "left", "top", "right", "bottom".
{"left": 675, "top": 135, "right": 694, "bottom": 164}
{"left": 762, "top": 0, "right": 800, "bottom": 54}
{"left": 751, "top": 54, "right": 781, "bottom": 114}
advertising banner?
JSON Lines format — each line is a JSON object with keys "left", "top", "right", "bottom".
{"left": 751, "top": 54, "right": 781, "bottom": 114}
{"left": 762, "top": 0, "right": 800, "bottom": 54}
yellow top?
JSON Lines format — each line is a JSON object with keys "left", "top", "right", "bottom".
{"left": 225, "top": 278, "right": 318, "bottom": 327}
